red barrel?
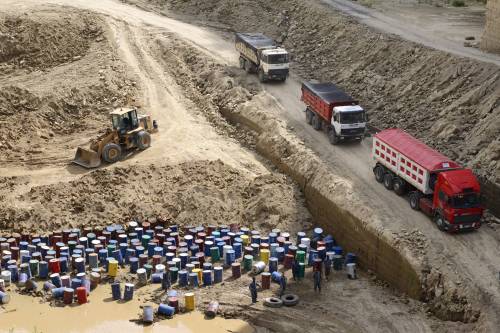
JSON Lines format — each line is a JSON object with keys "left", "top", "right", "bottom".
{"left": 157, "top": 234, "right": 165, "bottom": 246}
{"left": 195, "top": 239, "right": 204, "bottom": 252}
{"left": 197, "top": 232, "right": 206, "bottom": 241}
{"left": 167, "top": 246, "right": 177, "bottom": 255}
{"left": 12, "top": 233, "right": 21, "bottom": 245}
{"left": 8, "top": 238, "right": 17, "bottom": 248}
{"left": 261, "top": 272, "right": 271, "bottom": 290}
{"left": 288, "top": 245, "right": 297, "bottom": 256}
{"left": 244, "top": 247, "right": 253, "bottom": 256}
{"left": 276, "top": 237, "right": 285, "bottom": 247}
{"left": 222, "top": 236, "right": 231, "bottom": 245}
{"left": 313, "top": 258, "right": 323, "bottom": 272}
{"left": 139, "top": 254, "right": 148, "bottom": 267}
{"left": 231, "top": 263, "right": 241, "bottom": 279}
{"left": 142, "top": 221, "right": 151, "bottom": 230}
{"left": 284, "top": 254, "right": 294, "bottom": 269}
{"left": 10, "top": 247, "right": 19, "bottom": 260}
{"left": 195, "top": 252, "right": 205, "bottom": 265}
{"left": 63, "top": 230, "right": 71, "bottom": 243}
{"left": 63, "top": 288, "right": 74, "bottom": 305}
{"left": 76, "top": 287, "right": 87, "bottom": 304}
{"left": 168, "top": 296, "right": 179, "bottom": 313}
{"left": 49, "top": 258, "right": 61, "bottom": 273}
{"left": 152, "top": 255, "right": 161, "bottom": 267}
{"left": 207, "top": 226, "right": 216, "bottom": 236}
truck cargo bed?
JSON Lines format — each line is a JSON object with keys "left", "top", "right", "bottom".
{"left": 235, "top": 33, "right": 276, "bottom": 51}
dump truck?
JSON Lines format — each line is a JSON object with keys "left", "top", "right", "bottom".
{"left": 301, "top": 81, "right": 367, "bottom": 144}
{"left": 372, "top": 128, "right": 483, "bottom": 232}
{"left": 235, "top": 32, "right": 289, "bottom": 82}
{"left": 73, "top": 107, "right": 158, "bottom": 168}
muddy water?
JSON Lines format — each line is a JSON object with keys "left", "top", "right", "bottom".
{"left": 0, "top": 284, "right": 253, "bottom": 333}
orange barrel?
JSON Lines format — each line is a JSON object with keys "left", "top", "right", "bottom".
{"left": 283, "top": 254, "right": 294, "bottom": 269}
{"left": 76, "top": 287, "right": 87, "bottom": 304}
{"left": 261, "top": 272, "right": 271, "bottom": 290}
{"left": 231, "top": 262, "right": 241, "bottom": 279}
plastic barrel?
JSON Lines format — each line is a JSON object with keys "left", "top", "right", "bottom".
{"left": 168, "top": 296, "right": 179, "bottom": 313}
{"left": 295, "top": 251, "right": 306, "bottom": 263}
{"left": 268, "top": 257, "right": 278, "bottom": 273}
{"left": 261, "top": 272, "right": 271, "bottom": 290}
{"left": 61, "top": 275, "right": 71, "bottom": 288}
{"left": 298, "top": 262, "right": 305, "bottom": 278}
{"left": 111, "top": 282, "right": 121, "bottom": 300}
{"left": 43, "top": 281, "right": 55, "bottom": 291}
{"left": 313, "top": 227, "right": 323, "bottom": 239}
{"left": 18, "top": 272, "right": 28, "bottom": 287}
{"left": 71, "top": 278, "right": 82, "bottom": 289}
{"left": 346, "top": 263, "right": 357, "bottom": 279}
{"left": 179, "top": 253, "right": 188, "bottom": 269}
{"left": 124, "top": 283, "right": 134, "bottom": 301}
{"left": 231, "top": 263, "right": 241, "bottom": 279}
{"left": 225, "top": 250, "right": 235, "bottom": 267}
{"left": 202, "top": 270, "right": 212, "bottom": 286}
{"left": 129, "top": 257, "right": 139, "bottom": 273}
{"left": 151, "top": 273, "right": 163, "bottom": 284}
{"left": 203, "top": 262, "right": 213, "bottom": 271}
{"left": 333, "top": 246, "right": 343, "bottom": 255}
{"left": 184, "top": 292, "right": 195, "bottom": 311}
{"left": 251, "top": 261, "right": 266, "bottom": 275}
{"left": 178, "top": 270, "right": 188, "bottom": 287}
{"left": 275, "top": 247, "right": 285, "bottom": 263}
{"left": 271, "top": 271, "right": 282, "bottom": 283}
{"left": 214, "top": 266, "right": 223, "bottom": 283}
{"left": 137, "top": 268, "right": 148, "bottom": 285}
{"left": 143, "top": 305, "right": 154, "bottom": 324}
{"left": 158, "top": 303, "right": 175, "bottom": 317}
{"left": 188, "top": 272, "right": 199, "bottom": 288}
{"left": 169, "top": 267, "right": 179, "bottom": 283}
{"left": 63, "top": 288, "right": 74, "bottom": 305}
{"left": 52, "top": 287, "right": 65, "bottom": 299}
{"left": 76, "top": 287, "right": 87, "bottom": 304}
{"left": 233, "top": 243, "right": 242, "bottom": 259}
{"left": 243, "top": 255, "right": 253, "bottom": 271}
{"left": 210, "top": 247, "right": 220, "bottom": 262}
{"left": 50, "top": 273, "right": 62, "bottom": 288}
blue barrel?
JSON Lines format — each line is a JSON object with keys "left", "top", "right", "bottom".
{"left": 332, "top": 246, "right": 343, "bottom": 255}
{"left": 21, "top": 255, "right": 31, "bottom": 264}
{"left": 212, "top": 231, "right": 220, "bottom": 239}
{"left": 179, "top": 253, "right": 188, "bottom": 269}
{"left": 275, "top": 247, "right": 285, "bottom": 262}
{"left": 333, "top": 255, "right": 343, "bottom": 271}
{"left": 18, "top": 272, "right": 28, "bottom": 286}
{"left": 268, "top": 232, "right": 277, "bottom": 244}
{"left": 188, "top": 272, "right": 199, "bottom": 287}
{"left": 52, "top": 287, "right": 65, "bottom": 299}
{"left": 119, "top": 243, "right": 128, "bottom": 258}
{"left": 166, "top": 252, "right": 175, "bottom": 263}
{"left": 43, "top": 281, "right": 55, "bottom": 291}
{"left": 251, "top": 244, "right": 260, "bottom": 259}
{"left": 19, "top": 241, "right": 28, "bottom": 250}
{"left": 268, "top": 257, "right": 278, "bottom": 273}
{"left": 261, "top": 236, "right": 269, "bottom": 245}
{"left": 213, "top": 266, "right": 223, "bottom": 283}
{"left": 169, "top": 267, "right": 179, "bottom": 283}
{"left": 98, "top": 249, "right": 108, "bottom": 264}
{"left": 129, "top": 257, "right": 139, "bottom": 273}
{"left": 202, "top": 270, "right": 212, "bottom": 286}
{"left": 313, "top": 227, "right": 323, "bottom": 239}
{"left": 111, "top": 282, "right": 121, "bottom": 300}
{"left": 189, "top": 245, "right": 199, "bottom": 256}
{"left": 50, "top": 273, "right": 62, "bottom": 287}
{"left": 126, "top": 249, "right": 136, "bottom": 264}
{"left": 143, "top": 305, "right": 153, "bottom": 324}
{"left": 308, "top": 250, "right": 318, "bottom": 267}
{"left": 151, "top": 273, "right": 163, "bottom": 284}
{"left": 216, "top": 242, "right": 225, "bottom": 257}
{"left": 225, "top": 250, "right": 235, "bottom": 266}
{"left": 220, "top": 229, "right": 229, "bottom": 237}
{"left": 74, "top": 258, "right": 85, "bottom": 273}
{"left": 123, "top": 283, "right": 134, "bottom": 301}
{"left": 39, "top": 261, "right": 48, "bottom": 279}
{"left": 71, "top": 278, "right": 82, "bottom": 289}
{"left": 147, "top": 242, "right": 155, "bottom": 257}
{"left": 204, "top": 241, "right": 213, "bottom": 257}
{"left": 251, "top": 235, "right": 261, "bottom": 245}
{"left": 345, "top": 253, "right": 357, "bottom": 265}
{"left": 135, "top": 246, "right": 145, "bottom": 256}
{"left": 19, "top": 263, "right": 31, "bottom": 278}
{"left": 271, "top": 271, "right": 282, "bottom": 283}
{"left": 178, "top": 270, "right": 188, "bottom": 287}
{"left": 154, "top": 247, "right": 163, "bottom": 257}
{"left": 233, "top": 243, "right": 242, "bottom": 259}
{"left": 158, "top": 303, "right": 175, "bottom": 316}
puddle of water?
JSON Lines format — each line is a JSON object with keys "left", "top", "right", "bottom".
{"left": 0, "top": 284, "right": 253, "bottom": 333}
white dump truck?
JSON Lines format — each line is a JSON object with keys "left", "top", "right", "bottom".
{"left": 235, "top": 32, "right": 289, "bottom": 82}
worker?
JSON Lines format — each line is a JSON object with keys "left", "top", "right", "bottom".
{"left": 162, "top": 271, "right": 171, "bottom": 290}
{"left": 279, "top": 275, "right": 287, "bottom": 297}
{"left": 249, "top": 277, "right": 258, "bottom": 303}
{"left": 291, "top": 260, "right": 298, "bottom": 281}
{"left": 313, "top": 270, "right": 322, "bottom": 293}
{"left": 324, "top": 256, "right": 332, "bottom": 281}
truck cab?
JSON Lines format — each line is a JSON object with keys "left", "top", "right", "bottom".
{"left": 259, "top": 48, "right": 289, "bottom": 81}
{"left": 432, "top": 169, "right": 483, "bottom": 231}
{"left": 331, "top": 105, "right": 367, "bottom": 140}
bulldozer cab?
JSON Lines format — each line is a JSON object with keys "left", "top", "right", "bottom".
{"left": 111, "top": 108, "right": 140, "bottom": 134}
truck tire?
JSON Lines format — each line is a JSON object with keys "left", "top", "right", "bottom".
{"left": 328, "top": 128, "right": 339, "bottom": 145}
{"left": 312, "top": 114, "right": 322, "bottom": 131}
{"left": 258, "top": 69, "right": 266, "bottom": 83}
{"left": 102, "top": 143, "right": 122, "bottom": 163}
{"left": 136, "top": 131, "right": 151, "bottom": 150}
{"left": 264, "top": 297, "right": 283, "bottom": 308}
{"left": 393, "top": 177, "right": 406, "bottom": 196}
{"left": 373, "top": 165, "right": 385, "bottom": 183}
{"left": 244, "top": 60, "right": 253, "bottom": 73}
{"left": 306, "top": 108, "right": 313, "bottom": 125}
{"left": 434, "top": 213, "right": 447, "bottom": 232}
{"left": 239, "top": 57, "right": 246, "bottom": 69}
{"left": 281, "top": 294, "right": 299, "bottom": 306}
{"left": 383, "top": 173, "right": 394, "bottom": 190}
{"left": 409, "top": 191, "right": 421, "bottom": 210}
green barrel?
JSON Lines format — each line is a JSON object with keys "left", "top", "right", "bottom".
{"left": 296, "top": 250, "right": 306, "bottom": 263}
{"left": 107, "top": 244, "right": 116, "bottom": 257}
{"left": 29, "top": 259, "right": 39, "bottom": 277}
{"left": 298, "top": 262, "right": 305, "bottom": 279}
{"left": 210, "top": 247, "right": 220, "bottom": 262}
{"left": 68, "top": 240, "right": 77, "bottom": 253}
{"left": 141, "top": 235, "right": 151, "bottom": 248}
{"left": 243, "top": 255, "right": 253, "bottom": 271}
{"left": 169, "top": 267, "right": 179, "bottom": 283}
{"left": 144, "top": 264, "right": 153, "bottom": 278}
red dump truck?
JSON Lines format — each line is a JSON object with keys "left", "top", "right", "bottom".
{"left": 372, "top": 128, "right": 483, "bottom": 232}
{"left": 301, "top": 82, "right": 366, "bottom": 144}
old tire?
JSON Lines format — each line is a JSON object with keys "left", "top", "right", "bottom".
{"left": 306, "top": 108, "right": 313, "bottom": 125}
{"left": 258, "top": 69, "right": 266, "bottom": 83}
{"left": 102, "top": 143, "right": 121, "bottom": 163}
{"left": 434, "top": 213, "right": 447, "bottom": 232}
{"left": 373, "top": 165, "right": 385, "bottom": 183}
{"left": 281, "top": 294, "right": 299, "bottom": 306}
{"left": 239, "top": 57, "right": 245, "bottom": 69}
{"left": 328, "top": 128, "right": 339, "bottom": 145}
{"left": 409, "top": 191, "right": 421, "bottom": 210}
{"left": 312, "top": 114, "right": 322, "bottom": 131}
{"left": 383, "top": 173, "right": 394, "bottom": 190}
{"left": 393, "top": 177, "right": 406, "bottom": 196}
{"left": 264, "top": 297, "right": 283, "bottom": 308}
{"left": 136, "top": 131, "right": 151, "bottom": 150}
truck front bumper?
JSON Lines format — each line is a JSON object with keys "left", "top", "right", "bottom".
{"left": 444, "top": 220, "right": 481, "bottom": 232}
{"left": 267, "top": 69, "right": 289, "bottom": 80}
{"left": 340, "top": 128, "right": 365, "bottom": 139}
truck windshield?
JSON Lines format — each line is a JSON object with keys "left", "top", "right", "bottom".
{"left": 340, "top": 112, "right": 365, "bottom": 124}
{"left": 267, "top": 54, "right": 289, "bottom": 64}
{"left": 451, "top": 193, "right": 480, "bottom": 209}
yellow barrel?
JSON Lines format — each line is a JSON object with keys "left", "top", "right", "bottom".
{"left": 108, "top": 260, "right": 118, "bottom": 277}
{"left": 193, "top": 268, "right": 202, "bottom": 282}
{"left": 185, "top": 292, "right": 195, "bottom": 311}
{"left": 240, "top": 234, "right": 249, "bottom": 245}
{"left": 260, "top": 249, "right": 270, "bottom": 264}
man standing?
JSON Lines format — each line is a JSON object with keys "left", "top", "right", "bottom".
{"left": 292, "top": 260, "right": 298, "bottom": 281}
{"left": 279, "top": 275, "right": 287, "bottom": 297}
{"left": 313, "top": 269, "right": 322, "bottom": 293}
{"left": 249, "top": 276, "right": 258, "bottom": 303}
{"left": 162, "top": 271, "right": 171, "bottom": 290}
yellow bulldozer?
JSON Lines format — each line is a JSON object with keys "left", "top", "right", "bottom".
{"left": 73, "top": 107, "right": 158, "bottom": 168}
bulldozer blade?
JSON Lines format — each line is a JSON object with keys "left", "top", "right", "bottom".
{"left": 72, "top": 147, "right": 101, "bottom": 168}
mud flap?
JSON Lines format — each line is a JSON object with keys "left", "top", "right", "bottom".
{"left": 72, "top": 147, "right": 101, "bottom": 168}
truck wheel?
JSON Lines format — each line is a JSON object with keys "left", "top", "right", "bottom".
{"left": 244, "top": 60, "right": 253, "bottom": 73}
{"left": 306, "top": 108, "right": 313, "bottom": 125}
{"left": 239, "top": 57, "right": 245, "bottom": 69}
{"left": 312, "top": 114, "right": 321, "bottom": 131}
{"left": 258, "top": 69, "right": 266, "bottom": 83}
{"left": 434, "top": 214, "right": 447, "bottom": 232}
{"left": 383, "top": 173, "right": 394, "bottom": 190}
{"left": 328, "top": 128, "right": 339, "bottom": 145}
{"left": 409, "top": 191, "right": 421, "bottom": 210}
{"left": 373, "top": 165, "right": 385, "bottom": 183}
{"left": 136, "top": 131, "right": 151, "bottom": 150}
{"left": 102, "top": 143, "right": 122, "bottom": 163}
{"left": 393, "top": 177, "right": 406, "bottom": 196}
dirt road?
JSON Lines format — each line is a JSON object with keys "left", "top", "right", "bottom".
{"left": 3, "top": 0, "right": 500, "bottom": 330}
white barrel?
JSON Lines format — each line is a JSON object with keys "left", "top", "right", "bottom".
{"left": 184, "top": 235, "right": 193, "bottom": 243}
{"left": 1, "top": 271, "right": 11, "bottom": 286}
{"left": 137, "top": 268, "right": 147, "bottom": 285}
{"left": 222, "top": 245, "right": 233, "bottom": 260}
{"left": 346, "top": 263, "right": 357, "bottom": 279}
{"left": 251, "top": 261, "right": 266, "bottom": 275}
{"left": 155, "top": 264, "right": 166, "bottom": 273}
{"left": 300, "top": 237, "right": 311, "bottom": 250}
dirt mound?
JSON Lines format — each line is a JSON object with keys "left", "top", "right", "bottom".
{"left": 0, "top": 160, "right": 310, "bottom": 235}
{"left": 0, "top": 11, "right": 103, "bottom": 74}
{"left": 158, "top": 0, "right": 500, "bottom": 185}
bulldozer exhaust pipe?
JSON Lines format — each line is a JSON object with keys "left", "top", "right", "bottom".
{"left": 72, "top": 147, "right": 101, "bottom": 168}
